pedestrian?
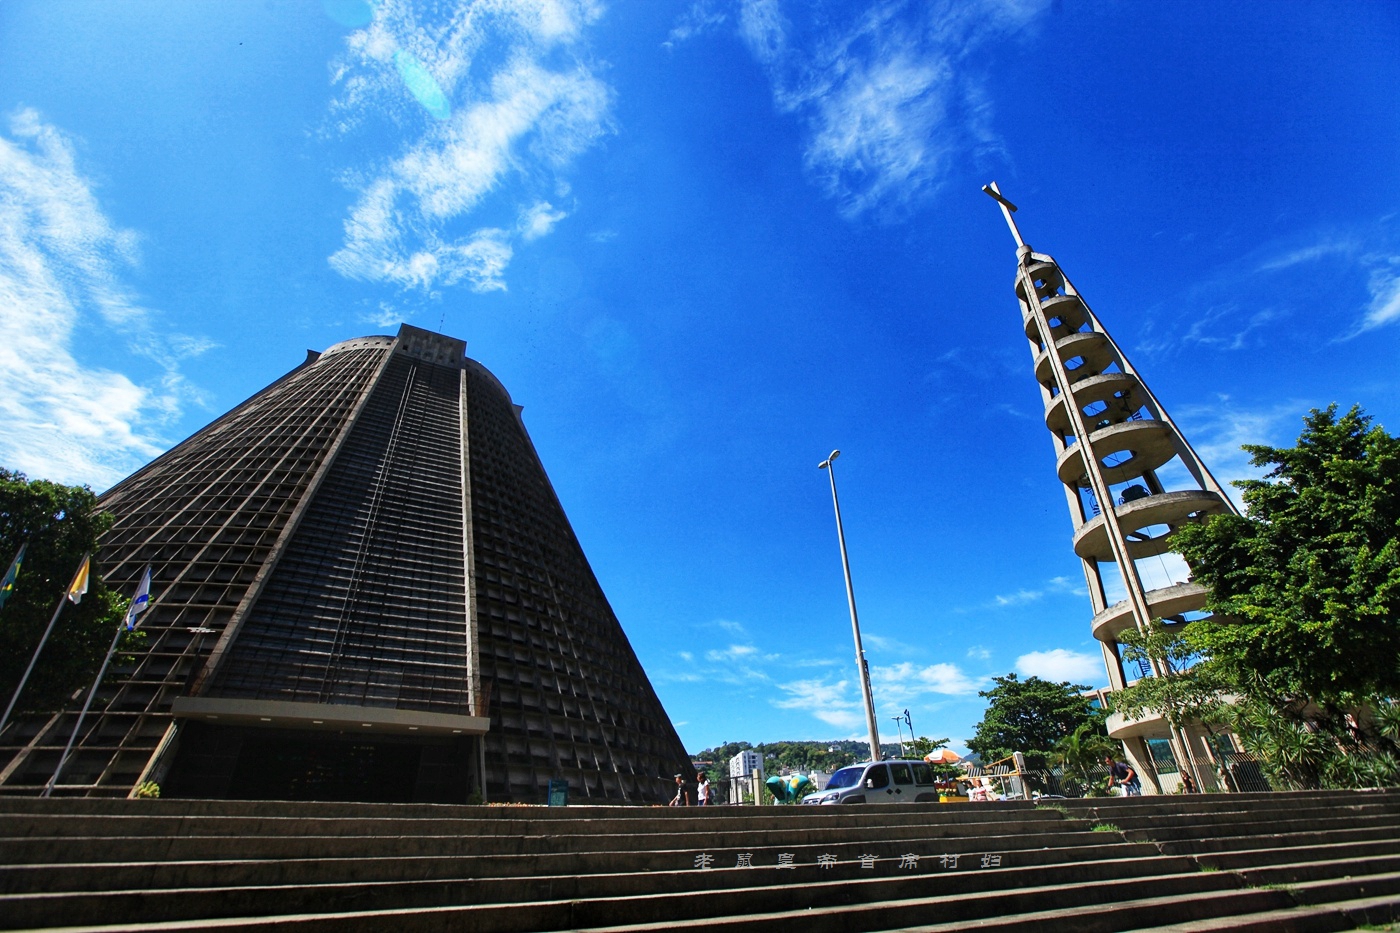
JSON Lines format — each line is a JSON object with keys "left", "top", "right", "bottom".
{"left": 696, "top": 771, "right": 711, "bottom": 806}
{"left": 669, "top": 773, "right": 689, "bottom": 806}
{"left": 1181, "top": 772, "right": 1198, "bottom": 794}
{"left": 1104, "top": 754, "right": 1141, "bottom": 796}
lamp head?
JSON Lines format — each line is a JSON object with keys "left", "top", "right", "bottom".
{"left": 818, "top": 449, "right": 840, "bottom": 470}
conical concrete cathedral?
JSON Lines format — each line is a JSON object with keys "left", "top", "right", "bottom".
{"left": 0, "top": 325, "right": 689, "bottom": 802}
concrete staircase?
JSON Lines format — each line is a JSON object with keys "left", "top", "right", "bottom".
{"left": 1, "top": 789, "right": 1397, "bottom": 932}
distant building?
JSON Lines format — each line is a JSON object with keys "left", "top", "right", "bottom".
{"left": 0, "top": 324, "right": 690, "bottom": 803}
{"left": 728, "top": 749, "right": 763, "bottom": 804}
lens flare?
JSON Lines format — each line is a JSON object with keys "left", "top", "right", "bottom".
{"left": 394, "top": 51, "right": 451, "bottom": 121}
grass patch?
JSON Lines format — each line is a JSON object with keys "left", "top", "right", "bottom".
{"left": 1036, "top": 803, "right": 1070, "bottom": 816}
{"left": 1090, "top": 822, "right": 1122, "bottom": 833}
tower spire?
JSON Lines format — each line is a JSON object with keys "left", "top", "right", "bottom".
{"left": 982, "top": 181, "right": 1026, "bottom": 250}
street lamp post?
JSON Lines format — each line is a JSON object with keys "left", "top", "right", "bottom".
{"left": 818, "top": 450, "right": 882, "bottom": 763}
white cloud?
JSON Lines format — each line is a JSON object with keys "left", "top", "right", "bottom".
{"left": 705, "top": 643, "right": 760, "bottom": 662}
{"left": 1015, "top": 648, "right": 1103, "bottom": 685}
{"left": 675, "top": 0, "right": 1049, "bottom": 218}
{"left": 664, "top": 0, "right": 730, "bottom": 49}
{"left": 0, "top": 110, "right": 206, "bottom": 489}
{"left": 981, "top": 574, "right": 1081, "bottom": 609}
{"left": 773, "top": 677, "right": 862, "bottom": 729}
{"left": 1360, "top": 263, "right": 1400, "bottom": 332}
{"left": 871, "top": 661, "right": 981, "bottom": 700}
{"left": 966, "top": 645, "right": 990, "bottom": 661}
{"left": 328, "top": 0, "right": 610, "bottom": 292}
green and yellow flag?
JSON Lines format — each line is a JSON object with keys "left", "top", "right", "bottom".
{"left": 0, "top": 543, "right": 25, "bottom": 610}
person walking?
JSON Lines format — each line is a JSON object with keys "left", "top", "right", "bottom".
{"left": 669, "top": 773, "right": 690, "bottom": 806}
{"left": 696, "top": 771, "right": 711, "bottom": 806}
{"left": 1104, "top": 754, "right": 1141, "bottom": 796}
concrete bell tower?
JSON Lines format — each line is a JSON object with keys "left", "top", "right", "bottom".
{"left": 984, "top": 183, "right": 1240, "bottom": 792}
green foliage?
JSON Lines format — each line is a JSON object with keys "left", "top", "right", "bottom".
{"left": 1053, "top": 720, "right": 1115, "bottom": 795}
{"left": 1090, "top": 823, "right": 1121, "bottom": 833}
{"left": 907, "top": 735, "right": 950, "bottom": 757}
{"left": 967, "top": 673, "right": 1099, "bottom": 772}
{"left": 1171, "top": 405, "right": 1400, "bottom": 709}
{"left": 692, "top": 739, "right": 862, "bottom": 775}
{"left": 1114, "top": 621, "right": 1230, "bottom": 730}
{"left": 134, "top": 781, "right": 160, "bottom": 799}
{"left": 0, "top": 470, "right": 127, "bottom": 712}
{"left": 1227, "top": 696, "right": 1400, "bottom": 791}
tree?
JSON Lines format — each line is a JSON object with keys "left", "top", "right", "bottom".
{"left": 1171, "top": 405, "right": 1400, "bottom": 711}
{"left": 0, "top": 470, "right": 127, "bottom": 713}
{"left": 1053, "top": 721, "right": 1115, "bottom": 794}
{"left": 967, "top": 674, "right": 1099, "bottom": 772}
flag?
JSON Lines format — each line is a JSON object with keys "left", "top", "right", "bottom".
{"left": 124, "top": 566, "right": 152, "bottom": 630}
{"left": 66, "top": 555, "right": 90, "bottom": 605}
{"left": 0, "top": 543, "right": 25, "bottom": 610}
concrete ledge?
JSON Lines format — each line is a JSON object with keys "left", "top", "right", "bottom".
{"left": 170, "top": 697, "right": 489, "bottom": 736}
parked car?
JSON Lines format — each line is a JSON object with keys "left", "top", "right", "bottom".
{"left": 801, "top": 759, "right": 940, "bottom": 804}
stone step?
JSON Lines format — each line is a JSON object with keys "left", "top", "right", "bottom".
{"left": 11, "top": 867, "right": 1252, "bottom": 933}
{"left": 0, "top": 805, "right": 1069, "bottom": 841}
{"left": 1198, "top": 838, "right": 1400, "bottom": 871}
{"left": 1291, "top": 870, "right": 1400, "bottom": 907}
{"left": 1158, "top": 823, "right": 1400, "bottom": 856}
{"left": 0, "top": 852, "right": 1206, "bottom": 930}
{"left": 1118, "top": 904, "right": 1356, "bottom": 932}
{"left": 0, "top": 837, "right": 1165, "bottom": 895}
{"left": 1122, "top": 812, "right": 1400, "bottom": 844}
{"left": 1324, "top": 892, "right": 1400, "bottom": 928}
{"left": 1234, "top": 855, "right": 1400, "bottom": 887}
{"left": 1085, "top": 803, "right": 1400, "bottom": 833}
{"left": 892, "top": 890, "right": 1339, "bottom": 933}
{"left": 0, "top": 819, "right": 1119, "bottom": 866}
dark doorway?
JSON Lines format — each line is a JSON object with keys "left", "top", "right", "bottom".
{"left": 228, "top": 734, "right": 423, "bottom": 802}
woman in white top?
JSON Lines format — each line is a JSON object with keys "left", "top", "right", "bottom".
{"left": 696, "top": 772, "right": 711, "bottom": 806}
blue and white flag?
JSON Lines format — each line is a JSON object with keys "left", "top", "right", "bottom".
{"left": 124, "top": 566, "right": 152, "bottom": 630}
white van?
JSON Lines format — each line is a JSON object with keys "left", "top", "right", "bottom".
{"left": 801, "top": 759, "right": 940, "bottom": 805}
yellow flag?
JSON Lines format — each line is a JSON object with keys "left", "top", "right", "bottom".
{"left": 66, "top": 556, "right": 90, "bottom": 605}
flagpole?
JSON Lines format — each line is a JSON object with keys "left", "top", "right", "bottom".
{"left": 0, "top": 595, "right": 70, "bottom": 739}
{"left": 0, "top": 553, "right": 89, "bottom": 739}
{"left": 42, "top": 619, "right": 126, "bottom": 798}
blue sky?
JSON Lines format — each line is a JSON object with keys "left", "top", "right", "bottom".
{"left": 2, "top": 0, "right": 1397, "bottom": 755}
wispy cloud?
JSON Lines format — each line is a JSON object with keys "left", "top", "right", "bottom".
{"left": 1360, "top": 262, "right": 1400, "bottom": 333}
{"left": 1166, "top": 398, "right": 1302, "bottom": 509}
{"left": 671, "top": 0, "right": 1050, "bottom": 218}
{"left": 773, "top": 677, "right": 862, "bottom": 729}
{"left": 1015, "top": 648, "right": 1102, "bottom": 685}
{"left": 966, "top": 645, "right": 991, "bottom": 661}
{"left": 0, "top": 109, "right": 208, "bottom": 489}
{"left": 328, "top": 0, "right": 611, "bottom": 295}
{"left": 1138, "top": 229, "right": 1400, "bottom": 351}
{"left": 705, "top": 643, "right": 762, "bottom": 663}
{"left": 968, "top": 574, "right": 1082, "bottom": 611}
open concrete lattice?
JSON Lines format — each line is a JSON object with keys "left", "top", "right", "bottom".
{"left": 0, "top": 324, "right": 690, "bottom": 803}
